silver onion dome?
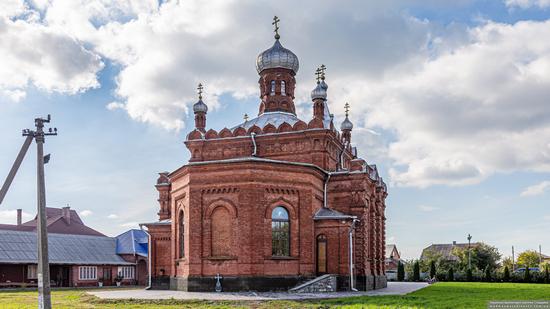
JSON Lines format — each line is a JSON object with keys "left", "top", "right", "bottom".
{"left": 193, "top": 99, "right": 208, "bottom": 113}
{"left": 311, "top": 83, "right": 327, "bottom": 100}
{"left": 319, "top": 79, "right": 328, "bottom": 90}
{"left": 341, "top": 116, "right": 353, "bottom": 131}
{"left": 256, "top": 39, "right": 299, "bottom": 74}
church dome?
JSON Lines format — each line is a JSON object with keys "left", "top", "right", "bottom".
{"left": 311, "top": 83, "right": 327, "bottom": 100}
{"left": 341, "top": 116, "right": 353, "bottom": 131}
{"left": 193, "top": 99, "right": 208, "bottom": 113}
{"left": 256, "top": 39, "right": 299, "bottom": 74}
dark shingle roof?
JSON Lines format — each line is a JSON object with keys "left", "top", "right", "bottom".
{"left": 0, "top": 230, "right": 132, "bottom": 265}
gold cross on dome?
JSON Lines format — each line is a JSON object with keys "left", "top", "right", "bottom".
{"left": 319, "top": 64, "right": 326, "bottom": 80}
{"left": 315, "top": 67, "right": 322, "bottom": 83}
{"left": 272, "top": 16, "right": 280, "bottom": 39}
{"left": 197, "top": 83, "right": 203, "bottom": 99}
{"left": 344, "top": 102, "right": 350, "bottom": 117}
{"left": 244, "top": 113, "right": 249, "bottom": 122}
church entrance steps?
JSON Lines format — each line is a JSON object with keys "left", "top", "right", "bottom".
{"left": 289, "top": 274, "right": 337, "bottom": 293}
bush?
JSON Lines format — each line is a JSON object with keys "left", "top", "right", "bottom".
{"left": 524, "top": 267, "right": 531, "bottom": 283}
{"left": 448, "top": 267, "right": 454, "bottom": 281}
{"left": 545, "top": 265, "right": 550, "bottom": 284}
{"left": 503, "top": 266, "right": 510, "bottom": 282}
{"left": 397, "top": 262, "right": 405, "bottom": 281}
{"left": 430, "top": 260, "right": 437, "bottom": 279}
{"left": 413, "top": 261, "right": 420, "bottom": 282}
{"left": 466, "top": 268, "right": 473, "bottom": 282}
{"left": 485, "top": 266, "right": 492, "bottom": 282}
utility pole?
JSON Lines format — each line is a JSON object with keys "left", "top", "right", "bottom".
{"left": 512, "top": 246, "right": 515, "bottom": 272}
{"left": 24, "top": 115, "right": 57, "bottom": 309}
{"left": 467, "top": 234, "right": 472, "bottom": 270}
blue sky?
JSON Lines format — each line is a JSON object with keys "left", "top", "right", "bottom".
{"left": 1, "top": 0, "right": 550, "bottom": 259}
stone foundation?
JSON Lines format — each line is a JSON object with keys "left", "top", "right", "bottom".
{"left": 290, "top": 274, "right": 337, "bottom": 293}
{"left": 170, "top": 275, "right": 312, "bottom": 292}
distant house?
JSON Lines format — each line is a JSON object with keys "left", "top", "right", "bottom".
{"left": 0, "top": 207, "right": 148, "bottom": 288}
{"left": 385, "top": 244, "right": 402, "bottom": 271}
{"left": 115, "top": 229, "right": 149, "bottom": 285}
{"left": 0, "top": 207, "right": 104, "bottom": 236}
{"left": 420, "top": 241, "right": 479, "bottom": 262}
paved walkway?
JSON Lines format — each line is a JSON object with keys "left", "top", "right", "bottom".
{"left": 88, "top": 282, "right": 428, "bottom": 301}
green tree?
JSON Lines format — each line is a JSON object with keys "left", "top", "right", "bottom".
{"left": 503, "top": 266, "right": 510, "bottom": 282}
{"left": 397, "top": 262, "right": 405, "bottom": 281}
{"left": 484, "top": 266, "right": 492, "bottom": 282}
{"left": 517, "top": 250, "right": 541, "bottom": 268}
{"left": 413, "top": 261, "right": 420, "bottom": 282}
{"left": 452, "top": 243, "right": 501, "bottom": 272}
{"left": 429, "top": 260, "right": 437, "bottom": 278}
{"left": 524, "top": 266, "right": 531, "bottom": 282}
{"left": 544, "top": 264, "right": 549, "bottom": 284}
{"left": 501, "top": 257, "right": 514, "bottom": 271}
{"left": 447, "top": 267, "right": 454, "bottom": 281}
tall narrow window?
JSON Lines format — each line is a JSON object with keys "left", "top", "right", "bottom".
{"left": 271, "top": 206, "right": 290, "bottom": 256}
{"left": 281, "top": 81, "right": 286, "bottom": 96}
{"left": 211, "top": 207, "right": 232, "bottom": 256}
{"left": 178, "top": 211, "right": 185, "bottom": 258}
{"left": 270, "top": 80, "right": 276, "bottom": 95}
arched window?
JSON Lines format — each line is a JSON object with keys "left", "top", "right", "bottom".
{"left": 271, "top": 206, "right": 290, "bottom": 256}
{"left": 270, "top": 80, "right": 276, "bottom": 95}
{"left": 178, "top": 211, "right": 185, "bottom": 258}
{"left": 281, "top": 81, "right": 286, "bottom": 96}
{"left": 211, "top": 207, "right": 231, "bottom": 256}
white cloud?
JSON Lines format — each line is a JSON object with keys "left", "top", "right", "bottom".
{"left": 107, "top": 214, "right": 119, "bottom": 219}
{"left": 106, "top": 101, "right": 125, "bottom": 111}
{"left": 79, "top": 209, "right": 93, "bottom": 217}
{"left": 521, "top": 181, "right": 550, "bottom": 197}
{"left": 121, "top": 221, "right": 138, "bottom": 228}
{"left": 505, "top": 0, "right": 550, "bottom": 9}
{"left": 418, "top": 205, "right": 439, "bottom": 212}
{"left": 0, "top": 209, "right": 33, "bottom": 224}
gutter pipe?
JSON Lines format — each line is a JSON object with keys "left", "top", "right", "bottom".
{"left": 139, "top": 224, "right": 152, "bottom": 290}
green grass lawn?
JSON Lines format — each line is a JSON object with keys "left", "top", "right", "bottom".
{"left": 0, "top": 282, "right": 549, "bottom": 308}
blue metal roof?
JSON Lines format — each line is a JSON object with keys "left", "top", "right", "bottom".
{"left": 115, "top": 229, "right": 148, "bottom": 257}
{"left": 0, "top": 230, "right": 132, "bottom": 265}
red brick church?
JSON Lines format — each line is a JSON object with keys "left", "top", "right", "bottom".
{"left": 143, "top": 18, "right": 388, "bottom": 292}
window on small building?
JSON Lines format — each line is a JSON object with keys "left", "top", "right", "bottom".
{"left": 27, "top": 265, "right": 37, "bottom": 279}
{"left": 79, "top": 266, "right": 97, "bottom": 280}
{"left": 178, "top": 210, "right": 185, "bottom": 258}
{"left": 117, "top": 266, "right": 135, "bottom": 279}
{"left": 271, "top": 206, "right": 290, "bottom": 256}
{"left": 281, "top": 81, "right": 286, "bottom": 96}
{"left": 270, "top": 80, "right": 276, "bottom": 95}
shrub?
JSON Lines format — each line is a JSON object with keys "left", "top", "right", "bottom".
{"left": 485, "top": 266, "right": 492, "bottom": 282}
{"left": 503, "top": 266, "right": 510, "bottom": 282}
{"left": 430, "top": 260, "right": 437, "bottom": 279}
{"left": 448, "top": 267, "right": 454, "bottom": 281}
{"left": 397, "top": 262, "right": 405, "bottom": 281}
{"left": 524, "top": 267, "right": 531, "bottom": 283}
{"left": 545, "top": 265, "right": 549, "bottom": 284}
{"left": 413, "top": 261, "right": 420, "bottom": 282}
{"left": 466, "top": 268, "right": 473, "bottom": 282}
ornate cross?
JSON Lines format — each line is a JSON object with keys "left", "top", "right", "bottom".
{"left": 315, "top": 67, "right": 322, "bottom": 83}
{"left": 272, "top": 16, "right": 280, "bottom": 39}
{"left": 344, "top": 102, "right": 350, "bottom": 117}
{"left": 244, "top": 113, "right": 249, "bottom": 122}
{"left": 197, "top": 83, "right": 203, "bottom": 100}
{"left": 319, "top": 64, "right": 326, "bottom": 80}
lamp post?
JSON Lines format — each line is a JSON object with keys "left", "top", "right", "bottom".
{"left": 467, "top": 234, "right": 472, "bottom": 271}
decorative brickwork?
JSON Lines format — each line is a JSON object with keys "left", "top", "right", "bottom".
{"left": 144, "top": 22, "right": 388, "bottom": 292}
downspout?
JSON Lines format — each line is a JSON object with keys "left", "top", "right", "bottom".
{"left": 349, "top": 218, "right": 358, "bottom": 291}
{"left": 323, "top": 173, "right": 331, "bottom": 208}
{"left": 250, "top": 133, "right": 257, "bottom": 157}
{"left": 139, "top": 225, "right": 152, "bottom": 290}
